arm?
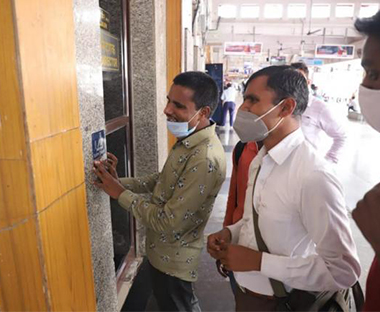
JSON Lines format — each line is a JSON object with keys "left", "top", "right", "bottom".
{"left": 118, "top": 157, "right": 221, "bottom": 234}
{"left": 223, "top": 149, "right": 238, "bottom": 227}
{"left": 260, "top": 170, "right": 361, "bottom": 291}
{"left": 319, "top": 105, "right": 347, "bottom": 163}
{"left": 352, "top": 183, "right": 380, "bottom": 258}
{"left": 119, "top": 173, "right": 159, "bottom": 194}
{"left": 103, "top": 152, "right": 159, "bottom": 194}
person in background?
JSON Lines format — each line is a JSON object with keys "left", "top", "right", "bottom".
{"left": 310, "top": 84, "right": 319, "bottom": 97}
{"left": 216, "top": 140, "right": 262, "bottom": 293}
{"left": 347, "top": 94, "right": 360, "bottom": 113}
{"left": 352, "top": 10, "right": 380, "bottom": 312}
{"left": 94, "top": 71, "right": 226, "bottom": 312}
{"left": 291, "top": 62, "right": 347, "bottom": 164}
{"left": 221, "top": 83, "right": 237, "bottom": 128}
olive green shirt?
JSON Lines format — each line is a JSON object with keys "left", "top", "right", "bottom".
{"left": 118, "top": 123, "right": 226, "bottom": 282}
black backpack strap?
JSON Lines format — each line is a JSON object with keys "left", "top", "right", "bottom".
{"left": 234, "top": 141, "right": 247, "bottom": 166}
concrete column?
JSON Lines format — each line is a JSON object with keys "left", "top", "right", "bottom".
{"left": 73, "top": 1, "right": 118, "bottom": 311}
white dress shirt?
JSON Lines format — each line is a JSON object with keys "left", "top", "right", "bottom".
{"left": 228, "top": 128, "right": 360, "bottom": 296}
{"left": 301, "top": 96, "right": 347, "bottom": 163}
{"left": 221, "top": 87, "right": 237, "bottom": 102}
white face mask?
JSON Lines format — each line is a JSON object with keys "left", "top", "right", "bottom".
{"left": 166, "top": 110, "right": 201, "bottom": 138}
{"left": 233, "top": 100, "right": 285, "bottom": 142}
{"left": 359, "top": 85, "right": 380, "bottom": 133}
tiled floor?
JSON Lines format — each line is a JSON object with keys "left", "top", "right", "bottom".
{"left": 124, "top": 118, "right": 379, "bottom": 311}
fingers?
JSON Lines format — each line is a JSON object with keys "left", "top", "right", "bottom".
{"left": 107, "top": 152, "right": 118, "bottom": 165}
{"left": 207, "top": 248, "right": 220, "bottom": 260}
{"left": 94, "top": 161, "right": 109, "bottom": 176}
{"left": 218, "top": 240, "right": 229, "bottom": 251}
{"left": 207, "top": 235, "right": 221, "bottom": 252}
{"left": 93, "top": 179, "right": 104, "bottom": 189}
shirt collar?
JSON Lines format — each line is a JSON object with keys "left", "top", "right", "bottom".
{"left": 178, "top": 122, "right": 216, "bottom": 149}
{"left": 266, "top": 128, "right": 305, "bottom": 165}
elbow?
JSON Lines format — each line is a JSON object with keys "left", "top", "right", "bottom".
{"left": 330, "top": 257, "right": 361, "bottom": 290}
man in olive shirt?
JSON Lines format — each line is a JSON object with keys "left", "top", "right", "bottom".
{"left": 94, "top": 71, "right": 226, "bottom": 312}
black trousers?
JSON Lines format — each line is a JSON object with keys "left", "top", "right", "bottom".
{"left": 149, "top": 262, "right": 201, "bottom": 312}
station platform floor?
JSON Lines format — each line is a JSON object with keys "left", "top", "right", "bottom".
{"left": 123, "top": 118, "right": 379, "bottom": 312}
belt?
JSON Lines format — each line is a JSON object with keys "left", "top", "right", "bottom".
{"left": 238, "top": 284, "right": 277, "bottom": 301}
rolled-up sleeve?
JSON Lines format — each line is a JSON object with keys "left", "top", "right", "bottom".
{"left": 260, "top": 170, "right": 361, "bottom": 291}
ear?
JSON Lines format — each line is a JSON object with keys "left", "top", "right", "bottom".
{"left": 279, "top": 98, "right": 296, "bottom": 118}
{"left": 200, "top": 106, "right": 211, "bottom": 118}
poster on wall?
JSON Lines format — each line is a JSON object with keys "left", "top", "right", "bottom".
{"left": 100, "top": 8, "right": 120, "bottom": 72}
{"left": 224, "top": 42, "right": 263, "bottom": 55}
{"left": 315, "top": 44, "right": 355, "bottom": 59}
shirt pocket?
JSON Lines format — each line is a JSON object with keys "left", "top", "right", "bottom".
{"left": 258, "top": 208, "right": 294, "bottom": 255}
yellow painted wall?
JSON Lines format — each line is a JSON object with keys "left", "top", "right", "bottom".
{"left": 166, "top": 0, "right": 182, "bottom": 149}
{"left": 0, "top": 0, "right": 96, "bottom": 310}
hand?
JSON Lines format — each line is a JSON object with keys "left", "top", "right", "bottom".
{"left": 93, "top": 161, "right": 125, "bottom": 199}
{"left": 207, "top": 228, "right": 232, "bottom": 260}
{"left": 101, "top": 152, "right": 119, "bottom": 179}
{"left": 218, "top": 243, "right": 262, "bottom": 272}
{"left": 352, "top": 182, "right": 380, "bottom": 257}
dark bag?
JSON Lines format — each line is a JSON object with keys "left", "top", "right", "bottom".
{"left": 234, "top": 141, "right": 247, "bottom": 167}
{"left": 251, "top": 167, "right": 364, "bottom": 312}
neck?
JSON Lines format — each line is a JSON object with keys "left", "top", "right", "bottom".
{"left": 195, "top": 118, "right": 210, "bottom": 132}
{"left": 263, "top": 118, "right": 300, "bottom": 151}
{"left": 177, "top": 119, "right": 210, "bottom": 141}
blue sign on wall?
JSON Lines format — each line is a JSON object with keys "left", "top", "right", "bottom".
{"left": 92, "top": 130, "right": 106, "bottom": 160}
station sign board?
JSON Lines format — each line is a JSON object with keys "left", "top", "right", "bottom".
{"left": 224, "top": 42, "right": 263, "bottom": 55}
{"left": 315, "top": 44, "right": 355, "bottom": 59}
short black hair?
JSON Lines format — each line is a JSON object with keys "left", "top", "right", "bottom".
{"left": 290, "top": 62, "right": 309, "bottom": 78}
{"left": 226, "top": 83, "right": 232, "bottom": 88}
{"left": 244, "top": 65, "right": 309, "bottom": 116}
{"left": 355, "top": 10, "right": 380, "bottom": 39}
{"left": 173, "top": 71, "right": 219, "bottom": 114}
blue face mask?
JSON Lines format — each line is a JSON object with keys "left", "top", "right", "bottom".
{"left": 167, "top": 110, "right": 201, "bottom": 138}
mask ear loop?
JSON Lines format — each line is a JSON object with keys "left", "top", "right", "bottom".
{"left": 254, "top": 99, "right": 286, "bottom": 122}
{"left": 261, "top": 99, "right": 297, "bottom": 136}
{"left": 188, "top": 109, "right": 202, "bottom": 123}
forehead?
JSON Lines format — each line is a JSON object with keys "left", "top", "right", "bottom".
{"left": 362, "top": 36, "right": 380, "bottom": 68}
{"left": 245, "top": 75, "right": 276, "bottom": 98}
{"left": 245, "top": 75, "right": 268, "bottom": 93}
{"left": 168, "top": 84, "right": 195, "bottom": 101}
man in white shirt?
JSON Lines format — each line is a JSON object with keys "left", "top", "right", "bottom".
{"left": 207, "top": 65, "right": 360, "bottom": 311}
{"left": 291, "top": 62, "right": 347, "bottom": 164}
{"left": 221, "top": 83, "right": 237, "bottom": 127}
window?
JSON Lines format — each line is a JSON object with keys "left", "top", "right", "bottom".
{"left": 288, "top": 3, "right": 307, "bottom": 18}
{"left": 218, "top": 4, "right": 237, "bottom": 18}
{"left": 359, "top": 3, "right": 379, "bottom": 18}
{"left": 241, "top": 4, "right": 260, "bottom": 18}
{"left": 264, "top": 4, "right": 283, "bottom": 18}
{"left": 336, "top": 3, "right": 354, "bottom": 18}
{"left": 312, "top": 3, "right": 331, "bottom": 18}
